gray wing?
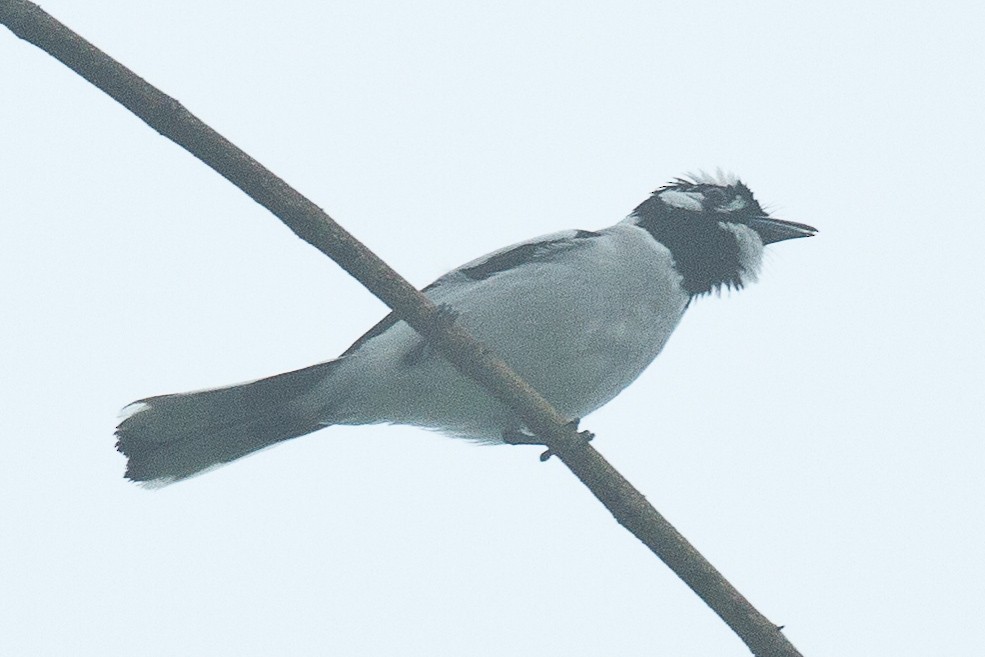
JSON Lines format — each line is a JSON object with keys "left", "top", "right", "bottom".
{"left": 340, "top": 229, "right": 601, "bottom": 357}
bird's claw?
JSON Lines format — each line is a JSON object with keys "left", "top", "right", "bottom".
{"left": 502, "top": 427, "right": 539, "bottom": 446}
{"left": 433, "top": 303, "right": 459, "bottom": 327}
{"left": 503, "top": 419, "right": 594, "bottom": 461}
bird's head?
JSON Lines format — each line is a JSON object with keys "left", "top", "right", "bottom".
{"left": 628, "top": 173, "right": 816, "bottom": 296}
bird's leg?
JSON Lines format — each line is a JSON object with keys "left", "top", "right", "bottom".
{"left": 433, "top": 303, "right": 459, "bottom": 327}
{"left": 501, "top": 427, "right": 541, "bottom": 446}
{"left": 502, "top": 419, "right": 594, "bottom": 461}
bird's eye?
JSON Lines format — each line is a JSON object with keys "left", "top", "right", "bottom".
{"left": 702, "top": 187, "right": 729, "bottom": 206}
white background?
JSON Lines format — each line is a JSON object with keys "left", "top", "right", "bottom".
{"left": 2, "top": 1, "right": 983, "bottom": 655}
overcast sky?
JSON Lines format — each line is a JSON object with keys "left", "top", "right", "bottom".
{"left": 2, "top": 1, "right": 983, "bottom": 655}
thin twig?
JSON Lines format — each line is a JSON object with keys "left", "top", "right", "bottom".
{"left": 0, "top": 2, "right": 803, "bottom": 655}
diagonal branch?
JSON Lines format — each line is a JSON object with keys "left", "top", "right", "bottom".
{"left": 0, "top": 2, "right": 803, "bottom": 655}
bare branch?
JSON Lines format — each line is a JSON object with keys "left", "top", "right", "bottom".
{"left": 1, "top": 2, "right": 804, "bottom": 655}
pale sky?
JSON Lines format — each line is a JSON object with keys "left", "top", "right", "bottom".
{"left": 2, "top": 1, "right": 983, "bottom": 655}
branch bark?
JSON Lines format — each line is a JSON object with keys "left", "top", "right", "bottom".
{"left": 0, "top": 2, "right": 804, "bottom": 655}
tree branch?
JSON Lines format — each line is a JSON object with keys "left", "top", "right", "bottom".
{"left": 0, "top": 2, "right": 803, "bottom": 655}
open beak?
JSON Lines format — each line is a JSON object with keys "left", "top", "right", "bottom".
{"left": 746, "top": 216, "right": 818, "bottom": 245}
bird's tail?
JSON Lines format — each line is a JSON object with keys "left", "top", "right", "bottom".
{"left": 115, "top": 360, "right": 339, "bottom": 486}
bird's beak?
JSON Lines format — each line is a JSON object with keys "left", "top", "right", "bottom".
{"left": 746, "top": 216, "right": 818, "bottom": 244}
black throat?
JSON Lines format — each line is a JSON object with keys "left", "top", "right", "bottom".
{"left": 632, "top": 201, "right": 746, "bottom": 297}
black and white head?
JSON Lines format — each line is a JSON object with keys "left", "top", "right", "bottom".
{"left": 627, "top": 173, "right": 816, "bottom": 296}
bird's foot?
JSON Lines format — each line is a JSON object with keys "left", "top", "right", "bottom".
{"left": 502, "top": 419, "right": 594, "bottom": 461}
{"left": 501, "top": 427, "right": 540, "bottom": 446}
{"left": 433, "top": 303, "right": 459, "bottom": 328}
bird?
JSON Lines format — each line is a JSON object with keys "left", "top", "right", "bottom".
{"left": 116, "top": 173, "right": 816, "bottom": 485}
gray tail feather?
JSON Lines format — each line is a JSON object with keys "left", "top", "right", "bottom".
{"left": 116, "top": 360, "right": 339, "bottom": 485}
